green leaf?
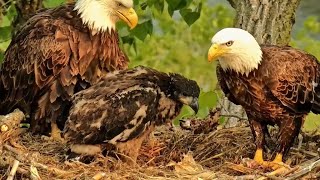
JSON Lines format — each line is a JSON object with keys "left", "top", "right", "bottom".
{"left": 43, "top": 0, "right": 65, "bottom": 8}
{"left": 197, "top": 91, "right": 219, "bottom": 118}
{"left": 141, "top": 2, "right": 148, "bottom": 10}
{"left": 0, "top": 26, "right": 12, "bottom": 42}
{"left": 147, "top": 0, "right": 157, "bottom": 6}
{"left": 165, "top": 0, "right": 182, "bottom": 10}
{"left": 166, "top": 0, "right": 192, "bottom": 11}
{"left": 179, "top": 2, "right": 202, "bottom": 26}
{"left": 154, "top": 0, "right": 165, "bottom": 13}
{"left": 1, "top": 5, "right": 17, "bottom": 27}
{"left": 121, "top": 35, "right": 137, "bottom": 52}
{"left": 166, "top": 0, "right": 193, "bottom": 16}
{"left": 134, "top": 0, "right": 140, "bottom": 6}
{"left": 131, "top": 20, "right": 153, "bottom": 41}
{"left": 0, "top": 51, "right": 4, "bottom": 64}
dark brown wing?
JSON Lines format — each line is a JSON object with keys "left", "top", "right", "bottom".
{"left": 0, "top": 2, "right": 129, "bottom": 126}
{"left": 260, "top": 45, "right": 320, "bottom": 114}
{"left": 0, "top": 11, "right": 72, "bottom": 114}
{"left": 64, "top": 81, "right": 160, "bottom": 145}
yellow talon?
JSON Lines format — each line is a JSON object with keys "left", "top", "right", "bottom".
{"left": 49, "top": 122, "right": 64, "bottom": 142}
{"left": 253, "top": 148, "right": 265, "bottom": 164}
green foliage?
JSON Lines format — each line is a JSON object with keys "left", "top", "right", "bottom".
{"left": 173, "top": 90, "right": 221, "bottom": 125}
{"left": 291, "top": 16, "right": 320, "bottom": 131}
{"left": 0, "top": 0, "right": 203, "bottom": 63}
{"left": 291, "top": 16, "right": 320, "bottom": 59}
{"left": 0, "top": 4, "right": 16, "bottom": 64}
{"left": 123, "top": 3, "right": 235, "bottom": 120}
{"left": 43, "top": 0, "right": 65, "bottom": 8}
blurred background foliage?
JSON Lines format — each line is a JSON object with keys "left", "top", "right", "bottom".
{"left": 0, "top": 0, "right": 320, "bottom": 130}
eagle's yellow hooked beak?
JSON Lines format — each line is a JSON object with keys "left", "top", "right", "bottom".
{"left": 208, "top": 44, "right": 227, "bottom": 62}
{"left": 116, "top": 8, "right": 138, "bottom": 29}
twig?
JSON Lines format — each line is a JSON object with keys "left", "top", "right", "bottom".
{"left": 3, "top": 144, "right": 69, "bottom": 176}
{"left": 30, "top": 165, "right": 41, "bottom": 180}
{"left": 220, "top": 114, "right": 248, "bottom": 120}
{"left": 286, "top": 157, "right": 320, "bottom": 180}
{"left": 291, "top": 148, "right": 319, "bottom": 157}
{"left": 92, "top": 172, "right": 106, "bottom": 180}
{"left": 6, "top": 159, "right": 20, "bottom": 180}
{"left": 234, "top": 175, "right": 261, "bottom": 180}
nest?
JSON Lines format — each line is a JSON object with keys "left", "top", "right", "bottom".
{"left": 0, "top": 109, "right": 320, "bottom": 179}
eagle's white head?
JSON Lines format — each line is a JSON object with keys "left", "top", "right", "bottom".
{"left": 207, "top": 28, "right": 262, "bottom": 75}
{"left": 75, "top": 0, "right": 138, "bottom": 32}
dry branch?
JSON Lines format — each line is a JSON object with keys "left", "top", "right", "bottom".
{"left": 286, "top": 157, "right": 320, "bottom": 179}
{"left": 0, "top": 109, "right": 25, "bottom": 133}
{"left": 6, "top": 159, "right": 19, "bottom": 180}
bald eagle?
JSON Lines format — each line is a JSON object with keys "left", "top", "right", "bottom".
{"left": 207, "top": 28, "right": 320, "bottom": 169}
{"left": 63, "top": 66, "right": 200, "bottom": 162}
{"left": 0, "top": 0, "right": 138, "bottom": 140}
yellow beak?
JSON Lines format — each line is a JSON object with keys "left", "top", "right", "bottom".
{"left": 208, "top": 44, "right": 225, "bottom": 62}
{"left": 116, "top": 8, "right": 138, "bottom": 29}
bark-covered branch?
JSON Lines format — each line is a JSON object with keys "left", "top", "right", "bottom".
{"left": 228, "top": 0, "right": 301, "bottom": 45}
{"left": 226, "top": 0, "right": 236, "bottom": 9}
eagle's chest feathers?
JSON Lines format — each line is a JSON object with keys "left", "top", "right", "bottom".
{"left": 77, "top": 31, "right": 128, "bottom": 84}
{"left": 223, "top": 69, "right": 286, "bottom": 121}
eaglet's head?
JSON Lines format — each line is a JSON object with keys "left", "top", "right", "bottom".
{"left": 75, "top": 0, "right": 138, "bottom": 32}
{"left": 169, "top": 73, "right": 200, "bottom": 113}
{"left": 207, "top": 28, "right": 262, "bottom": 75}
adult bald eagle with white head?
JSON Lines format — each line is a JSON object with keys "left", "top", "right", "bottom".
{"left": 0, "top": 0, "right": 138, "bottom": 140}
{"left": 207, "top": 28, "right": 320, "bottom": 170}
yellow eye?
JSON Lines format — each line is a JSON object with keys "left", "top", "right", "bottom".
{"left": 225, "top": 41, "right": 234, "bottom": 46}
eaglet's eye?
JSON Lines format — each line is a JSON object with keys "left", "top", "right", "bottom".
{"left": 225, "top": 41, "right": 234, "bottom": 47}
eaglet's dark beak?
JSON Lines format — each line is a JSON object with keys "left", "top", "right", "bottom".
{"left": 179, "top": 96, "right": 199, "bottom": 114}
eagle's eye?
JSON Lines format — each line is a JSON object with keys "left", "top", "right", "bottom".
{"left": 117, "top": 2, "right": 123, "bottom": 7}
{"left": 225, "top": 41, "right": 234, "bottom": 47}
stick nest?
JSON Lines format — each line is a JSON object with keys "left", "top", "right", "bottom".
{"left": 0, "top": 109, "right": 319, "bottom": 179}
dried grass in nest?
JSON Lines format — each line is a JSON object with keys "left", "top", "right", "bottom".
{"left": 1, "top": 108, "right": 320, "bottom": 179}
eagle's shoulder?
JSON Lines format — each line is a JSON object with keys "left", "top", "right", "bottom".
{"left": 259, "top": 45, "right": 320, "bottom": 113}
{"left": 10, "top": 3, "right": 82, "bottom": 44}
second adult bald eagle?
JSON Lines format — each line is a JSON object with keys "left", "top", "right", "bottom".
{"left": 0, "top": 0, "right": 138, "bottom": 140}
{"left": 63, "top": 66, "right": 200, "bottom": 162}
{"left": 207, "top": 28, "right": 320, "bottom": 170}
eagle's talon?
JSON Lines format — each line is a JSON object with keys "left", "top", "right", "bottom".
{"left": 48, "top": 122, "right": 65, "bottom": 142}
{"left": 267, "top": 164, "right": 291, "bottom": 176}
{"left": 49, "top": 133, "right": 65, "bottom": 142}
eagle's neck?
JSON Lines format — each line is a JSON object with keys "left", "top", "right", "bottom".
{"left": 219, "top": 47, "right": 263, "bottom": 76}
{"left": 75, "top": 0, "right": 115, "bottom": 33}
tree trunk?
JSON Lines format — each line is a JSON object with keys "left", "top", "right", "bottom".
{"left": 12, "top": 0, "right": 44, "bottom": 35}
{"left": 221, "top": 0, "right": 301, "bottom": 127}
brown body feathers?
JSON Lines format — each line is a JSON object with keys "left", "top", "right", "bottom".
{"left": 218, "top": 45, "right": 320, "bottom": 157}
{"left": 63, "top": 66, "right": 200, "bottom": 161}
{"left": 0, "top": 3, "right": 128, "bottom": 134}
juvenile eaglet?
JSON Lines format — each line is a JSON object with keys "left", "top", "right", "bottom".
{"left": 208, "top": 28, "right": 320, "bottom": 171}
{"left": 63, "top": 66, "right": 200, "bottom": 162}
{"left": 0, "top": 0, "right": 138, "bottom": 140}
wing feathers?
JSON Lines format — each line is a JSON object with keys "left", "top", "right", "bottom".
{"left": 0, "top": 2, "right": 129, "bottom": 134}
